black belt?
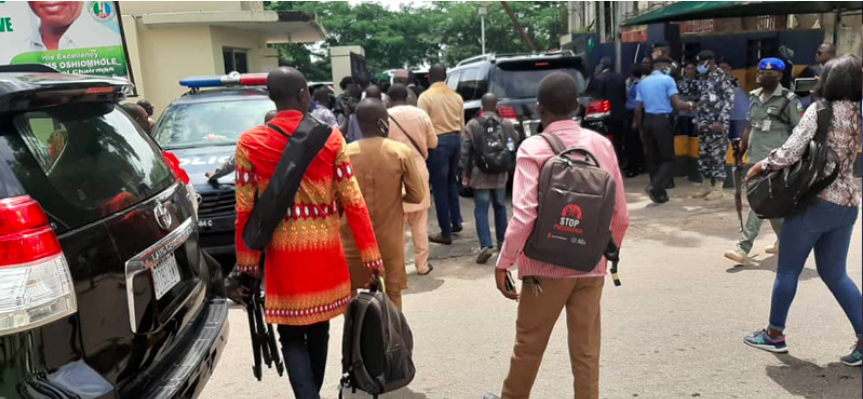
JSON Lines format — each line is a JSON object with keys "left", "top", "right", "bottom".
{"left": 438, "top": 131, "right": 460, "bottom": 136}
{"left": 645, "top": 113, "right": 672, "bottom": 117}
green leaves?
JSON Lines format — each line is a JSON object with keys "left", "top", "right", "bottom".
{"left": 267, "top": 1, "right": 566, "bottom": 78}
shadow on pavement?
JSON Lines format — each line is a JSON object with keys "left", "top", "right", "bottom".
{"left": 725, "top": 255, "right": 820, "bottom": 281}
{"left": 405, "top": 274, "right": 446, "bottom": 296}
{"left": 766, "top": 354, "right": 862, "bottom": 399}
{"left": 340, "top": 387, "right": 429, "bottom": 399}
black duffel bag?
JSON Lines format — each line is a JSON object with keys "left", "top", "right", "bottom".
{"left": 747, "top": 101, "right": 840, "bottom": 219}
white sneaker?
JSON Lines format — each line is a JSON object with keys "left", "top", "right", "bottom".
{"left": 765, "top": 241, "right": 780, "bottom": 255}
{"left": 724, "top": 247, "right": 750, "bottom": 264}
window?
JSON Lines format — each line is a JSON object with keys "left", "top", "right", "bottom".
{"left": 446, "top": 71, "right": 461, "bottom": 91}
{"left": 223, "top": 48, "right": 249, "bottom": 73}
{"left": 7, "top": 103, "right": 175, "bottom": 231}
{"left": 154, "top": 99, "right": 275, "bottom": 149}
{"left": 456, "top": 68, "right": 488, "bottom": 101}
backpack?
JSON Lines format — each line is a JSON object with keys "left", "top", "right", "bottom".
{"left": 472, "top": 116, "right": 514, "bottom": 174}
{"left": 340, "top": 283, "right": 416, "bottom": 398}
{"left": 747, "top": 101, "right": 839, "bottom": 219}
{"left": 524, "top": 134, "right": 617, "bottom": 273}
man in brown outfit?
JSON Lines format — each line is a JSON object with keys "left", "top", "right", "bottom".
{"left": 341, "top": 99, "right": 425, "bottom": 309}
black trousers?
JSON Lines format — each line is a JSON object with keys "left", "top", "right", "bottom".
{"left": 624, "top": 110, "right": 645, "bottom": 173}
{"left": 606, "top": 118, "right": 627, "bottom": 166}
{"left": 278, "top": 321, "right": 330, "bottom": 399}
{"left": 643, "top": 114, "right": 675, "bottom": 195}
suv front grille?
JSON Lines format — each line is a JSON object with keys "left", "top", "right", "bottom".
{"left": 198, "top": 191, "right": 235, "bottom": 218}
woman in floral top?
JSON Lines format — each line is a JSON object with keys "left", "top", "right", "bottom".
{"left": 742, "top": 55, "right": 863, "bottom": 367}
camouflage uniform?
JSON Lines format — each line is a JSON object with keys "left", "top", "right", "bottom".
{"left": 695, "top": 68, "right": 736, "bottom": 181}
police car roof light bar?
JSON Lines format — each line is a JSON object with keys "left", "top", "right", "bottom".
{"left": 179, "top": 72, "right": 268, "bottom": 89}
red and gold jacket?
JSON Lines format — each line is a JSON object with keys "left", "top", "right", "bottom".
{"left": 235, "top": 110, "right": 382, "bottom": 326}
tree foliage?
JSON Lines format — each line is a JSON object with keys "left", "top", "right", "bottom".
{"left": 267, "top": 1, "right": 566, "bottom": 79}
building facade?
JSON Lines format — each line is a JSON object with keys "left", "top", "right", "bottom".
{"left": 120, "top": 1, "right": 325, "bottom": 116}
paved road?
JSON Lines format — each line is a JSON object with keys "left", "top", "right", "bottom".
{"left": 202, "top": 175, "right": 862, "bottom": 399}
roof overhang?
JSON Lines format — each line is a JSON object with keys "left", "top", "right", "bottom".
{"left": 622, "top": 1, "right": 862, "bottom": 27}
{"left": 140, "top": 10, "right": 325, "bottom": 43}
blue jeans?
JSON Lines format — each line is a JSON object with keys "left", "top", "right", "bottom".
{"left": 278, "top": 321, "right": 330, "bottom": 399}
{"left": 428, "top": 134, "right": 463, "bottom": 237}
{"left": 769, "top": 199, "right": 862, "bottom": 340}
{"left": 474, "top": 188, "right": 508, "bottom": 249}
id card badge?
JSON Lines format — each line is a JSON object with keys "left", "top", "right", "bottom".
{"left": 709, "top": 93, "right": 717, "bottom": 103}
{"left": 762, "top": 118, "right": 772, "bottom": 132}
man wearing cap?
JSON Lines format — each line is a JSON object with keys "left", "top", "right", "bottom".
{"left": 691, "top": 50, "right": 736, "bottom": 201}
{"left": 724, "top": 57, "right": 802, "bottom": 265}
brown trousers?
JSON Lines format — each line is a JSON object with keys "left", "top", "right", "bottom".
{"left": 405, "top": 210, "right": 430, "bottom": 274}
{"left": 501, "top": 277, "right": 604, "bottom": 399}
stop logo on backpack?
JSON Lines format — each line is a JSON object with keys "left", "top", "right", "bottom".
{"left": 524, "top": 134, "right": 617, "bottom": 272}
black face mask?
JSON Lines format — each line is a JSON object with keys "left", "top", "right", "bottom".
{"left": 759, "top": 76, "right": 780, "bottom": 90}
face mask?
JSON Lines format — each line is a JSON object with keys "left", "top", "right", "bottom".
{"left": 759, "top": 76, "right": 779, "bottom": 90}
{"left": 663, "top": 67, "right": 672, "bottom": 76}
{"left": 697, "top": 65, "right": 709, "bottom": 75}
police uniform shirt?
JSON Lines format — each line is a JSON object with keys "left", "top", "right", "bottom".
{"left": 747, "top": 84, "right": 803, "bottom": 163}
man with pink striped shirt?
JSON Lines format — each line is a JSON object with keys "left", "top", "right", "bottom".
{"left": 484, "top": 73, "right": 630, "bottom": 399}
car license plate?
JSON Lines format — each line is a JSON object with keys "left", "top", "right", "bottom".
{"left": 152, "top": 254, "right": 181, "bottom": 300}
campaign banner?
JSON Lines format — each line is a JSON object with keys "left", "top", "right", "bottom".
{"left": 0, "top": 1, "right": 131, "bottom": 80}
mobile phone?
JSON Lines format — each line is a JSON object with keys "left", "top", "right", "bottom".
{"left": 504, "top": 271, "right": 516, "bottom": 293}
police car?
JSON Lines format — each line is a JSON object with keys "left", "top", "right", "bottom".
{"left": 152, "top": 72, "right": 276, "bottom": 256}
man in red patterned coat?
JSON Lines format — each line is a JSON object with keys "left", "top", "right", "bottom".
{"left": 234, "top": 67, "right": 383, "bottom": 399}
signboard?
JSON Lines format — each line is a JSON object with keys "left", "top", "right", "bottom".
{"left": 0, "top": 1, "right": 131, "bottom": 81}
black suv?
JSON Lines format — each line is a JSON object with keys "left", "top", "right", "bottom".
{"left": 152, "top": 74, "right": 275, "bottom": 258}
{"left": 445, "top": 52, "right": 589, "bottom": 140}
{"left": 0, "top": 68, "right": 228, "bottom": 398}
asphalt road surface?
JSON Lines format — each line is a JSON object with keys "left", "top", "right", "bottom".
{"left": 202, "top": 175, "right": 862, "bottom": 399}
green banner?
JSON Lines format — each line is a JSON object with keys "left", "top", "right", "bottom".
{"left": 11, "top": 46, "right": 127, "bottom": 78}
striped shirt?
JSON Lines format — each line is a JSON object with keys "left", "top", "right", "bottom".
{"left": 496, "top": 120, "right": 631, "bottom": 279}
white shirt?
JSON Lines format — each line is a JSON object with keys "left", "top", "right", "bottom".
{"left": 3, "top": 9, "right": 119, "bottom": 58}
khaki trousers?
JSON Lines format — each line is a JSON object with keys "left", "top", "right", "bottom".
{"left": 405, "top": 210, "right": 430, "bottom": 274}
{"left": 501, "top": 277, "right": 605, "bottom": 399}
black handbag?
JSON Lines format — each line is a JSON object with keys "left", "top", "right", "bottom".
{"left": 746, "top": 101, "right": 840, "bottom": 219}
{"left": 242, "top": 114, "right": 333, "bottom": 250}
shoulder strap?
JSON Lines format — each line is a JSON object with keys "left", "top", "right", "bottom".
{"left": 389, "top": 115, "right": 423, "bottom": 154}
{"left": 814, "top": 100, "right": 833, "bottom": 143}
{"left": 242, "top": 115, "right": 333, "bottom": 250}
{"left": 539, "top": 133, "right": 567, "bottom": 155}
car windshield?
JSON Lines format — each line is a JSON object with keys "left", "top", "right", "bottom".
{"left": 491, "top": 66, "right": 585, "bottom": 99}
{"left": 154, "top": 98, "right": 275, "bottom": 149}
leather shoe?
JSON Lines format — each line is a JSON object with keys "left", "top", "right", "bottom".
{"left": 646, "top": 186, "right": 669, "bottom": 204}
{"left": 429, "top": 234, "right": 453, "bottom": 245}
{"left": 452, "top": 223, "right": 464, "bottom": 233}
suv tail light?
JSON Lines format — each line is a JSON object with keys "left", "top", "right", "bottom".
{"left": 585, "top": 100, "right": 611, "bottom": 121}
{"left": 0, "top": 196, "right": 77, "bottom": 336}
{"left": 497, "top": 105, "right": 519, "bottom": 121}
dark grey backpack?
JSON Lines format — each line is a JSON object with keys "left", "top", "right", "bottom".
{"left": 340, "top": 283, "right": 415, "bottom": 398}
{"left": 524, "top": 134, "right": 617, "bottom": 273}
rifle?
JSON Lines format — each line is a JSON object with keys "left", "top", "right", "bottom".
{"left": 731, "top": 138, "right": 745, "bottom": 231}
{"left": 241, "top": 273, "right": 263, "bottom": 381}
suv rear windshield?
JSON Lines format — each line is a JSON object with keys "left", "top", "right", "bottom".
{"left": 1, "top": 102, "right": 174, "bottom": 232}
{"left": 491, "top": 59, "right": 586, "bottom": 99}
{"left": 154, "top": 98, "right": 275, "bottom": 150}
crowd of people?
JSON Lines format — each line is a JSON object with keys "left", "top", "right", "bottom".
{"left": 117, "top": 44, "right": 861, "bottom": 398}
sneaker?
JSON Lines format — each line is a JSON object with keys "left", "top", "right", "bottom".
{"left": 724, "top": 247, "right": 750, "bottom": 264}
{"left": 481, "top": 394, "right": 501, "bottom": 399}
{"left": 744, "top": 329, "right": 788, "bottom": 353}
{"left": 840, "top": 344, "right": 863, "bottom": 367}
{"left": 476, "top": 247, "right": 495, "bottom": 264}
{"left": 765, "top": 241, "right": 780, "bottom": 255}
